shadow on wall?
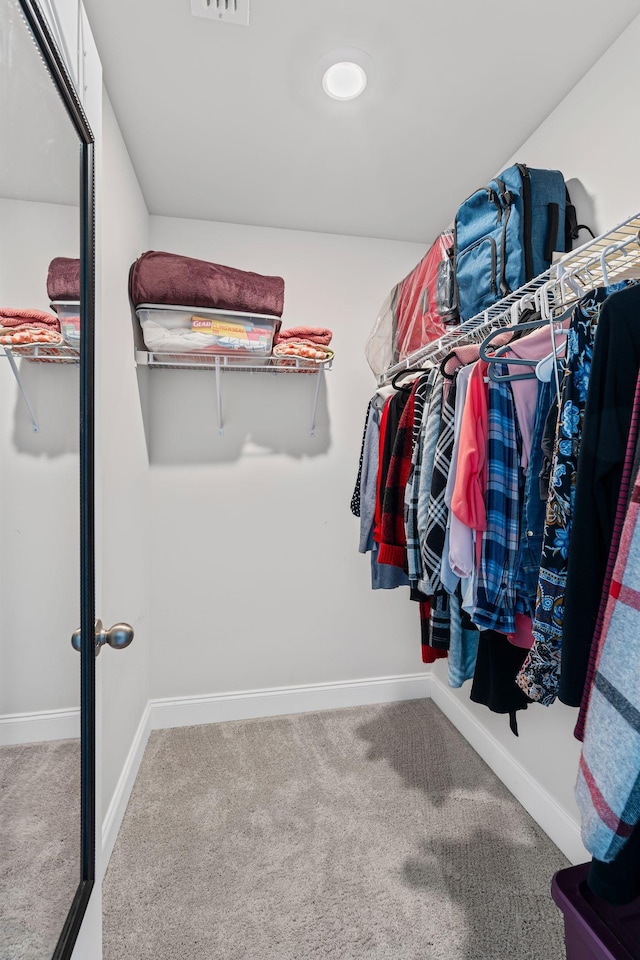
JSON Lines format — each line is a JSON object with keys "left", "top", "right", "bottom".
{"left": 356, "top": 701, "right": 567, "bottom": 960}
{"left": 141, "top": 366, "right": 331, "bottom": 465}
{"left": 10, "top": 361, "right": 79, "bottom": 457}
{"left": 566, "top": 178, "right": 598, "bottom": 241}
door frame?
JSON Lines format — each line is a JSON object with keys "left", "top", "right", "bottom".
{"left": 17, "top": 2, "right": 97, "bottom": 957}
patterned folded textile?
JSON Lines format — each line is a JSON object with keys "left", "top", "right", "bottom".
{"left": 130, "top": 251, "right": 285, "bottom": 317}
{"left": 274, "top": 326, "right": 332, "bottom": 346}
{"left": 0, "top": 307, "right": 60, "bottom": 328}
{"left": 0, "top": 323, "right": 63, "bottom": 346}
{"left": 273, "top": 340, "right": 333, "bottom": 362}
{"left": 47, "top": 257, "right": 80, "bottom": 302}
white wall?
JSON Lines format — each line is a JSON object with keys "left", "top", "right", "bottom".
{"left": 147, "top": 216, "right": 427, "bottom": 700}
{"left": 97, "top": 92, "right": 151, "bottom": 820}
{"left": 0, "top": 197, "right": 81, "bottom": 717}
{"left": 504, "top": 11, "right": 640, "bottom": 235}
{"left": 433, "top": 12, "right": 640, "bottom": 861}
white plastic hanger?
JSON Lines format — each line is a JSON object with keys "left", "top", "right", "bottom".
{"left": 539, "top": 280, "right": 569, "bottom": 402}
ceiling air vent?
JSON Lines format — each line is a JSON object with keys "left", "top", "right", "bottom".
{"left": 190, "top": 0, "right": 250, "bottom": 26}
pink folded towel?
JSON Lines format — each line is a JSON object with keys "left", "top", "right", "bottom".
{"left": 129, "top": 251, "right": 285, "bottom": 318}
{"left": 0, "top": 307, "right": 60, "bottom": 329}
{"left": 274, "top": 326, "right": 332, "bottom": 346}
{"left": 47, "top": 257, "right": 80, "bottom": 302}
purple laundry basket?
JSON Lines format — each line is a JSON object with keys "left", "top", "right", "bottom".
{"left": 551, "top": 863, "right": 640, "bottom": 960}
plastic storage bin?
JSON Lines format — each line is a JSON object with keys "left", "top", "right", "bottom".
{"left": 51, "top": 300, "right": 80, "bottom": 345}
{"left": 136, "top": 303, "right": 279, "bottom": 358}
{"left": 552, "top": 863, "right": 640, "bottom": 960}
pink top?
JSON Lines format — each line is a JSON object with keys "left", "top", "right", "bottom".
{"left": 451, "top": 360, "right": 489, "bottom": 533}
{"left": 505, "top": 320, "right": 569, "bottom": 469}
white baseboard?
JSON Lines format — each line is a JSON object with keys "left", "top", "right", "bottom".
{"left": 102, "top": 701, "right": 152, "bottom": 871}
{"left": 0, "top": 707, "right": 80, "bottom": 746}
{"left": 428, "top": 674, "right": 588, "bottom": 865}
{"left": 149, "top": 673, "right": 431, "bottom": 731}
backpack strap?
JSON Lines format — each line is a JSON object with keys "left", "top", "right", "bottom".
{"left": 495, "top": 178, "right": 513, "bottom": 297}
{"left": 564, "top": 188, "right": 596, "bottom": 250}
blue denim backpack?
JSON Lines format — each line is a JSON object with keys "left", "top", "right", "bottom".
{"left": 454, "top": 164, "right": 577, "bottom": 322}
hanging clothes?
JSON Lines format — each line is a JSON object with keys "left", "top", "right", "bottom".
{"left": 405, "top": 370, "right": 438, "bottom": 597}
{"left": 575, "top": 370, "right": 640, "bottom": 739}
{"left": 473, "top": 367, "right": 522, "bottom": 635}
{"left": 470, "top": 630, "right": 530, "bottom": 735}
{"left": 504, "top": 320, "right": 569, "bottom": 470}
{"left": 423, "top": 371, "right": 458, "bottom": 594}
{"left": 516, "top": 291, "right": 603, "bottom": 704}
{"left": 576, "top": 457, "right": 640, "bottom": 868}
{"left": 350, "top": 400, "right": 373, "bottom": 518}
{"left": 442, "top": 362, "right": 475, "bottom": 593}
{"left": 355, "top": 396, "right": 408, "bottom": 589}
{"left": 512, "top": 378, "right": 553, "bottom": 621}
{"left": 414, "top": 374, "right": 444, "bottom": 597}
{"left": 378, "top": 384, "right": 418, "bottom": 569}
{"left": 561, "top": 283, "right": 640, "bottom": 706}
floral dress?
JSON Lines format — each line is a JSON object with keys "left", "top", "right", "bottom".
{"left": 516, "top": 290, "right": 606, "bottom": 705}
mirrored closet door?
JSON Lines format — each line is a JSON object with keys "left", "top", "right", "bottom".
{"left": 0, "top": 0, "right": 96, "bottom": 957}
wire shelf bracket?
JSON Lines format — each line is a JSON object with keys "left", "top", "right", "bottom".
{"left": 1, "top": 343, "right": 80, "bottom": 432}
{"left": 4, "top": 349, "right": 40, "bottom": 432}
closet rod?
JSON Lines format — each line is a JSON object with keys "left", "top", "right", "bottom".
{"left": 379, "top": 211, "right": 640, "bottom": 385}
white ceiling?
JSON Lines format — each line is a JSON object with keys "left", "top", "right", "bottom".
{"left": 83, "top": 0, "right": 639, "bottom": 243}
{"left": 0, "top": 0, "right": 80, "bottom": 206}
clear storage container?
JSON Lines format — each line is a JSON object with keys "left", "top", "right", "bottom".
{"left": 136, "top": 303, "right": 279, "bottom": 358}
{"left": 51, "top": 300, "right": 80, "bottom": 345}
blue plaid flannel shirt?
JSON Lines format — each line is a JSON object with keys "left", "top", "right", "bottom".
{"left": 473, "top": 366, "right": 521, "bottom": 634}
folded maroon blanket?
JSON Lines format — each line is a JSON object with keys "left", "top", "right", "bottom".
{"left": 47, "top": 257, "right": 80, "bottom": 302}
{"left": 274, "top": 326, "right": 332, "bottom": 346}
{"left": 129, "top": 251, "right": 285, "bottom": 318}
{"left": 0, "top": 307, "right": 60, "bottom": 329}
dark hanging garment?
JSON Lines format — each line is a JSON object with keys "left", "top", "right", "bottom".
{"left": 377, "top": 391, "right": 410, "bottom": 515}
{"left": 561, "top": 284, "right": 640, "bottom": 706}
{"left": 588, "top": 821, "right": 640, "bottom": 906}
{"left": 538, "top": 394, "right": 559, "bottom": 501}
{"left": 470, "top": 630, "right": 530, "bottom": 735}
{"left": 351, "top": 400, "right": 373, "bottom": 517}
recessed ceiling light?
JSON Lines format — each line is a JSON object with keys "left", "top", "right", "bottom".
{"left": 322, "top": 61, "right": 367, "bottom": 101}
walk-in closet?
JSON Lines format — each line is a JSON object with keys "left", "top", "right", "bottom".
{"left": 3, "top": 2, "right": 640, "bottom": 959}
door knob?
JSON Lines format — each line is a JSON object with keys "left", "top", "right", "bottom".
{"left": 71, "top": 619, "right": 134, "bottom": 656}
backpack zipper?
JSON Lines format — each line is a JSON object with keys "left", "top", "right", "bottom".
{"left": 487, "top": 187, "right": 502, "bottom": 222}
{"left": 458, "top": 236, "right": 497, "bottom": 301}
{"left": 517, "top": 163, "right": 534, "bottom": 280}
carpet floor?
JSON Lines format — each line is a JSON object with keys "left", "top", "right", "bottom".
{"left": 103, "top": 700, "right": 569, "bottom": 960}
{"left": 0, "top": 739, "right": 80, "bottom": 960}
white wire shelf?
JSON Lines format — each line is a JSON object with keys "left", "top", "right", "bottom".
{"left": 379, "top": 212, "right": 640, "bottom": 384}
{"left": 135, "top": 349, "right": 332, "bottom": 374}
{"left": 135, "top": 349, "right": 333, "bottom": 437}
{"left": 1, "top": 342, "right": 79, "bottom": 363}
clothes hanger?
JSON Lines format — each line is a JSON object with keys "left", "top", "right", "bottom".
{"left": 535, "top": 340, "right": 567, "bottom": 383}
{"left": 391, "top": 366, "right": 433, "bottom": 392}
{"left": 539, "top": 280, "right": 567, "bottom": 402}
{"left": 479, "top": 317, "right": 549, "bottom": 363}
{"left": 483, "top": 285, "right": 573, "bottom": 386}
{"left": 439, "top": 351, "right": 458, "bottom": 380}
